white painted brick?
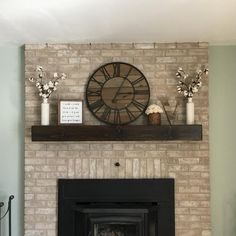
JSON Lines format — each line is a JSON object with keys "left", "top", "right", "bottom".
{"left": 134, "top": 43, "right": 154, "bottom": 49}
{"left": 133, "top": 159, "right": 140, "bottom": 178}
{"left": 125, "top": 159, "right": 133, "bottom": 178}
{"left": 25, "top": 42, "right": 210, "bottom": 236}
{"left": 89, "top": 159, "right": 96, "bottom": 178}
{"left": 68, "top": 159, "right": 75, "bottom": 178}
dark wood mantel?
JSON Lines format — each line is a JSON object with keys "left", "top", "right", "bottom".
{"left": 31, "top": 125, "right": 202, "bottom": 141}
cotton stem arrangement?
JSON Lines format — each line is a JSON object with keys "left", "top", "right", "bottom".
{"left": 176, "top": 67, "right": 208, "bottom": 98}
{"left": 29, "top": 66, "right": 66, "bottom": 100}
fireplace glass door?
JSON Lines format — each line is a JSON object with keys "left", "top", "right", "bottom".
{"left": 92, "top": 217, "right": 142, "bottom": 236}
{"left": 75, "top": 206, "right": 150, "bottom": 236}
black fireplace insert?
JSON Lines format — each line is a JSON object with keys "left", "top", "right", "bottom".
{"left": 58, "top": 179, "right": 175, "bottom": 236}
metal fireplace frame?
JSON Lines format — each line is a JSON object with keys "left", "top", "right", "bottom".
{"left": 58, "top": 179, "right": 175, "bottom": 236}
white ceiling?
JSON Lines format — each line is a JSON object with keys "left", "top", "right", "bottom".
{"left": 0, "top": 0, "right": 236, "bottom": 46}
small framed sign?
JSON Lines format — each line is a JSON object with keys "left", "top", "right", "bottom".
{"left": 58, "top": 100, "right": 83, "bottom": 125}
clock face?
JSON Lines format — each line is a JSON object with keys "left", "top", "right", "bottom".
{"left": 86, "top": 62, "right": 150, "bottom": 125}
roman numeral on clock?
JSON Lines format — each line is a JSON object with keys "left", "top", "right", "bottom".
{"left": 114, "top": 110, "right": 121, "bottom": 124}
{"left": 90, "top": 77, "right": 104, "bottom": 87}
{"left": 125, "top": 107, "right": 136, "bottom": 121}
{"left": 131, "top": 76, "right": 145, "bottom": 85}
{"left": 113, "top": 63, "right": 120, "bottom": 77}
{"left": 101, "top": 106, "right": 111, "bottom": 121}
{"left": 87, "top": 89, "right": 101, "bottom": 96}
{"left": 90, "top": 100, "right": 104, "bottom": 113}
{"left": 100, "top": 67, "right": 111, "bottom": 81}
{"left": 132, "top": 100, "right": 145, "bottom": 111}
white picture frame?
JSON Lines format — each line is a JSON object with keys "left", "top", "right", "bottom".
{"left": 58, "top": 100, "right": 83, "bottom": 125}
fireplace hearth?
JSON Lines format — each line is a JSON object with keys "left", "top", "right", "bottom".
{"left": 58, "top": 179, "right": 175, "bottom": 236}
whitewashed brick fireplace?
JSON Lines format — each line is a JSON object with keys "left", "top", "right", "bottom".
{"left": 25, "top": 42, "right": 210, "bottom": 236}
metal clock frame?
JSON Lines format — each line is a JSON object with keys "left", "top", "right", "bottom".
{"left": 85, "top": 62, "right": 150, "bottom": 125}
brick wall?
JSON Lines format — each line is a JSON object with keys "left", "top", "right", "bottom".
{"left": 25, "top": 43, "right": 210, "bottom": 236}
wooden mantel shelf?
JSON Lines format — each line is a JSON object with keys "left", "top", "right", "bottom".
{"left": 31, "top": 125, "right": 202, "bottom": 141}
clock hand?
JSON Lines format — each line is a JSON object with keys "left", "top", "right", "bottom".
{"left": 112, "top": 78, "right": 126, "bottom": 103}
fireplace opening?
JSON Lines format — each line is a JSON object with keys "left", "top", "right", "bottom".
{"left": 94, "top": 222, "right": 137, "bottom": 236}
{"left": 58, "top": 179, "right": 174, "bottom": 236}
{"left": 75, "top": 202, "right": 158, "bottom": 236}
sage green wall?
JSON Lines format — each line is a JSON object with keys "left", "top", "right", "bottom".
{"left": 209, "top": 46, "right": 236, "bottom": 236}
{"left": 0, "top": 46, "right": 235, "bottom": 236}
{"left": 0, "top": 47, "right": 23, "bottom": 236}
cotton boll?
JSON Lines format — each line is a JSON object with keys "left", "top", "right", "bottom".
{"left": 49, "top": 81, "right": 54, "bottom": 88}
{"left": 61, "top": 73, "right": 66, "bottom": 79}
{"left": 36, "top": 66, "right": 43, "bottom": 71}
{"left": 43, "top": 84, "right": 49, "bottom": 90}
{"left": 192, "top": 87, "right": 198, "bottom": 93}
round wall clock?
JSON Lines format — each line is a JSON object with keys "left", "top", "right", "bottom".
{"left": 86, "top": 62, "right": 150, "bottom": 125}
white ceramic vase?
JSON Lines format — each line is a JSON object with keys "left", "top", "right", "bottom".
{"left": 186, "top": 97, "right": 194, "bottom": 125}
{"left": 41, "top": 98, "right": 50, "bottom": 125}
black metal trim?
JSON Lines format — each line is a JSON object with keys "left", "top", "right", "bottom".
{"left": 58, "top": 179, "right": 175, "bottom": 236}
{"left": 0, "top": 195, "right": 14, "bottom": 236}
